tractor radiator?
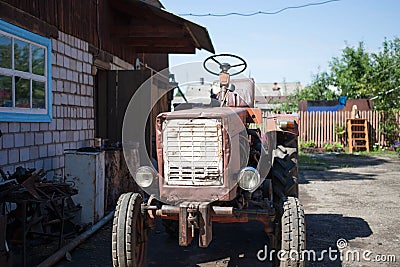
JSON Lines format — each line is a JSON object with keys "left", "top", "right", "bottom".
{"left": 162, "top": 118, "right": 223, "bottom": 186}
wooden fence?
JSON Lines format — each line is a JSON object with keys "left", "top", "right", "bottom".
{"left": 260, "top": 110, "right": 399, "bottom": 148}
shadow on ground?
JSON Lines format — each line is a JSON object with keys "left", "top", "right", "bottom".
{"left": 306, "top": 214, "right": 373, "bottom": 266}
{"left": 54, "top": 213, "right": 373, "bottom": 267}
{"left": 298, "top": 153, "right": 391, "bottom": 183}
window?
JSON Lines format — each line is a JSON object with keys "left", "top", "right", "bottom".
{"left": 0, "top": 19, "right": 52, "bottom": 122}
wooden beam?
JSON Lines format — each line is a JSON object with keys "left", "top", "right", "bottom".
{"left": 135, "top": 46, "right": 195, "bottom": 54}
{"left": 111, "top": 24, "right": 185, "bottom": 38}
{"left": 122, "top": 37, "right": 193, "bottom": 47}
{"left": 0, "top": 1, "right": 58, "bottom": 38}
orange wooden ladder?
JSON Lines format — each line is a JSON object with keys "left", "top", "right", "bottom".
{"left": 347, "top": 118, "right": 370, "bottom": 153}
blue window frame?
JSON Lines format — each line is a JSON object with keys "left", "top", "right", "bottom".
{"left": 0, "top": 19, "right": 52, "bottom": 122}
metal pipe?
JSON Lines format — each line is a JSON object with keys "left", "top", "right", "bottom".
{"left": 36, "top": 211, "right": 115, "bottom": 267}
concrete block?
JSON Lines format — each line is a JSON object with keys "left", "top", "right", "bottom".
{"left": 35, "top": 159, "right": 44, "bottom": 170}
{"left": 29, "top": 146, "right": 39, "bottom": 160}
{"left": 60, "top": 131, "right": 67, "bottom": 142}
{"left": 67, "top": 70, "right": 73, "bottom": 81}
{"left": 63, "top": 143, "right": 70, "bottom": 150}
{"left": 48, "top": 144, "right": 56, "bottom": 157}
{"left": 71, "top": 83, "right": 77, "bottom": 94}
{"left": 57, "top": 54, "right": 63, "bottom": 66}
{"left": 74, "top": 95, "right": 81, "bottom": 106}
{"left": 21, "top": 123, "right": 30, "bottom": 132}
{"left": 71, "top": 119, "right": 76, "bottom": 130}
{"left": 56, "top": 80, "right": 63, "bottom": 92}
{"left": 65, "top": 44, "right": 71, "bottom": 57}
{"left": 44, "top": 132, "right": 52, "bottom": 144}
{"left": 14, "top": 133, "right": 25, "bottom": 147}
{"left": 53, "top": 131, "right": 60, "bottom": 142}
{"left": 56, "top": 144, "right": 63, "bottom": 156}
{"left": 8, "top": 149, "right": 19, "bottom": 164}
{"left": 57, "top": 119, "right": 64, "bottom": 130}
{"left": 35, "top": 133, "right": 44, "bottom": 145}
{"left": 43, "top": 158, "right": 53, "bottom": 170}
{"left": 64, "top": 119, "right": 71, "bottom": 130}
{"left": 49, "top": 121, "right": 56, "bottom": 131}
{"left": 53, "top": 66, "right": 60, "bottom": 79}
{"left": 77, "top": 119, "right": 82, "bottom": 130}
{"left": 9, "top": 123, "right": 20, "bottom": 132}
{"left": 52, "top": 39, "right": 57, "bottom": 51}
{"left": 61, "top": 93, "right": 68, "bottom": 105}
{"left": 20, "top": 148, "right": 30, "bottom": 162}
{"left": 60, "top": 68, "right": 67, "bottom": 79}
{"left": 39, "top": 145, "right": 47, "bottom": 158}
{"left": 73, "top": 72, "right": 79, "bottom": 83}
{"left": 64, "top": 56, "right": 70, "bottom": 68}
{"left": 0, "top": 123, "right": 8, "bottom": 134}
{"left": 0, "top": 150, "right": 8, "bottom": 165}
{"left": 40, "top": 122, "right": 49, "bottom": 131}
{"left": 69, "top": 142, "right": 77, "bottom": 149}
{"left": 68, "top": 94, "right": 74, "bottom": 105}
{"left": 79, "top": 130, "right": 85, "bottom": 140}
{"left": 77, "top": 50, "right": 83, "bottom": 61}
{"left": 3, "top": 134, "right": 14, "bottom": 148}
{"left": 31, "top": 122, "right": 40, "bottom": 131}
{"left": 77, "top": 62, "right": 83, "bottom": 72}
{"left": 25, "top": 132, "right": 34, "bottom": 146}
{"left": 66, "top": 132, "right": 74, "bottom": 142}
{"left": 71, "top": 47, "right": 77, "bottom": 59}
{"left": 83, "top": 52, "right": 88, "bottom": 63}
{"left": 70, "top": 59, "right": 77, "bottom": 71}
{"left": 58, "top": 41, "right": 65, "bottom": 54}
{"left": 73, "top": 131, "right": 79, "bottom": 141}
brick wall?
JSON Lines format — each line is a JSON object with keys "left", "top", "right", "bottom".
{"left": 0, "top": 31, "right": 95, "bottom": 177}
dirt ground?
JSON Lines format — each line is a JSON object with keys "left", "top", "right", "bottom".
{"left": 54, "top": 153, "right": 400, "bottom": 267}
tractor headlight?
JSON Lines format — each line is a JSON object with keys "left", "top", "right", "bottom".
{"left": 238, "top": 167, "right": 260, "bottom": 192}
{"left": 135, "top": 166, "right": 157, "bottom": 188}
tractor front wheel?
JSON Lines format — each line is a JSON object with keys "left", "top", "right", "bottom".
{"left": 279, "top": 196, "right": 306, "bottom": 267}
{"left": 112, "top": 192, "right": 148, "bottom": 267}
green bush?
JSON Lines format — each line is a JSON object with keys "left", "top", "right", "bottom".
{"left": 323, "top": 142, "right": 343, "bottom": 152}
{"left": 301, "top": 141, "right": 317, "bottom": 149}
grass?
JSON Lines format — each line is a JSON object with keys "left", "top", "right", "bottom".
{"left": 298, "top": 152, "right": 330, "bottom": 171}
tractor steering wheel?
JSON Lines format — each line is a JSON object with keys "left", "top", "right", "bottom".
{"left": 203, "top": 54, "right": 247, "bottom": 76}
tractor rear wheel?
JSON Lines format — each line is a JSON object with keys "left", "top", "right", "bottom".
{"left": 112, "top": 193, "right": 147, "bottom": 267}
{"left": 271, "top": 133, "right": 299, "bottom": 206}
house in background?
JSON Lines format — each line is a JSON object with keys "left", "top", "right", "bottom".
{"left": 255, "top": 82, "right": 302, "bottom": 111}
{"left": 0, "top": 0, "right": 214, "bottom": 176}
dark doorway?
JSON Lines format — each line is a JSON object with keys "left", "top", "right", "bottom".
{"left": 95, "top": 69, "right": 172, "bottom": 159}
{"left": 95, "top": 69, "right": 150, "bottom": 148}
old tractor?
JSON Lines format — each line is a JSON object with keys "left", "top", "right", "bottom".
{"left": 112, "top": 54, "right": 305, "bottom": 266}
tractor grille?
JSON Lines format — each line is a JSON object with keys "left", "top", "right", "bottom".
{"left": 162, "top": 118, "right": 223, "bottom": 186}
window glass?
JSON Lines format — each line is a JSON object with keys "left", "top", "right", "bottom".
{"left": 14, "top": 39, "right": 29, "bottom": 72}
{"left": 32, "top": 45, "right": 45, "bottom": 75}
{"left": 0, "top": 34, "right": 11, "bottom": 69}
{"left": 0, "top": 75, "right": 12, "bottom": 107}
{"left": 32, "top": 80, "right": 45, "bottom": 109}
{"left": 15, "top": 76, "right": 30, "bottom": 108}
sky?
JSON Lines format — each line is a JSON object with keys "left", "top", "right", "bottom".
{"left": 163, "top": 0, "right": 400, "bottom": 86}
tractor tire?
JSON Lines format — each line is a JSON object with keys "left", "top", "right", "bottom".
{"left": 112, "top": 193, "right": 147, "bottom": 267}
{"left": 271, "top": 139, "right": 299, "bottom": 206}
{"left": 279, "top": 197, "right": 306, "bottom": 267}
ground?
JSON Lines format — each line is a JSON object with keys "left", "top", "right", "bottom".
{"left": 53, "top": 153, "right": 400, "bottom": 267}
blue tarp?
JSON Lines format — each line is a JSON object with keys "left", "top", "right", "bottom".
{"left": 307, "top": 96, "right": 347, "bottom": 112}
